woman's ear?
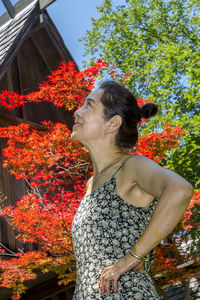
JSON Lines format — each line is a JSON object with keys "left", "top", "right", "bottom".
{"left": 105, "top": 115, "right": 122, "bottom": 134}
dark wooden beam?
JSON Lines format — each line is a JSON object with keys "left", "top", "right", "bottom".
{"left": 2, "top": 0, "right": 15, "bottom": 19}
{"left": 39, "top": 0, "right": 56, "bottom": 10}
{"left": 30, "top": 35, "right": 52, "bottom": 73}
{"left": 0, "top": 113, "right": 47, "bottom": 131}
{"left": 20, "top": 277, "right": 75, "bottom": 300}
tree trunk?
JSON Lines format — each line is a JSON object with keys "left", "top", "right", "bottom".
{"left": 182, "top": 279, "right": 190, "bottom": 300}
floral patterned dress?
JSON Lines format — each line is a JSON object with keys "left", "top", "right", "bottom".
{"left": 71, "top": 158, "right": 162, "bottom": 299}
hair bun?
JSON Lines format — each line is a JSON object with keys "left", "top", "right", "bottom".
{"left": 139, "top": 103, "right": 158, "bottom": 120}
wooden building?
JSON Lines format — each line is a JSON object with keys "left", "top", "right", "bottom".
{"left": 0, "top": 0, "right": 75, "bottom": 298}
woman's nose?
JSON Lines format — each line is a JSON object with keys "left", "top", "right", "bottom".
{"left": 74, "top": 107, "right": 82, "bottom": 118}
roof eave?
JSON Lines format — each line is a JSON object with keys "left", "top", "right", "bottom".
{"left": 0, "top": 3, "right": 39, "bottom": 81}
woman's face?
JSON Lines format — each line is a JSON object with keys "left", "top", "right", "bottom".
{"left": 71, "top": 88, "right": 107, "bottom": 144}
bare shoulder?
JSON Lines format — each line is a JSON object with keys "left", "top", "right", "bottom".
{"left": 85, "top": 176, "right": 93, "bottom": 193}
{"left": 123, "top": 154, "right": 161, "bottom": 176}
{"left": 122, "top": 154, "right": 193, "bottom": 198}
{"left": 124, "top": 154, "right": 189, "bottom": 182}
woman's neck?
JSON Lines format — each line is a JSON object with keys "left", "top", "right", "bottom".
{"left": 87, "top": 144, "right": 126, "bottom": 178}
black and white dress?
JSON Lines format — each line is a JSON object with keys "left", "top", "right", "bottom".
{"left": 71, "top": 157, "right": 162, "bottom": 299}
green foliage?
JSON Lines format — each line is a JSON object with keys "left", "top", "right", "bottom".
{"left": 81, "top": 0, "right": 200, "bottom": 188}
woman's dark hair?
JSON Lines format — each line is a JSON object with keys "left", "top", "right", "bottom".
{"left": 99, "top": 81, "right": 158, "bottom": 149}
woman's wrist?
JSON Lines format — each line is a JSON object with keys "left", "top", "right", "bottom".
{"left": 130, "top": 240, "right": 152, "bottom": 259}
{"left": 128, "top": 249, "right": 150, "bottom": 262}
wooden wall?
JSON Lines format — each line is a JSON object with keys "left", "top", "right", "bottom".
{"left": 0, "top": 10, "right": 78, "bottom": 298}
{"left": 0, "top": 119, "right": 28, "bottom": 252}
{"left": 0, "top": 22, "right": 74, "bottom": 253}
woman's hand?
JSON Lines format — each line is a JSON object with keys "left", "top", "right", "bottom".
{"left": 98, "top": 253, "right": 143, "bottom": 296}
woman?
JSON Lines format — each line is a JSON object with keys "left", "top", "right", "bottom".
{"left": 71, "top": 81, "right": 193, "bottom": 299}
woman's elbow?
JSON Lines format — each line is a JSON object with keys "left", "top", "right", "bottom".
{"left": 178, "top": 183, "right": 194, "bottom": 201}
{"left": 185, "top": 183, "right": 194, "bottom": 198}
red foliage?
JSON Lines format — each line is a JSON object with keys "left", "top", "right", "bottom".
{"left": 178, "top": 190, "right": 200, "bottom": 231}
{"left": 136, "top": 123, "right": 185, "bottom": 162}
{"left": 0, "top": 59, "right": 107, "bottom": 111}
{"left": 0, "top": 122, "right": 89, "bottom": 180}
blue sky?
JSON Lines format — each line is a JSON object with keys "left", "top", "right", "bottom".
{"left": 47, "top": 0, "right": 103, "bottom": 67}
{"left": 47, "top": 0, "right": 124, "bottom": 67}
{"left": 0, "top": 0, "right": 124, "bottom": 67}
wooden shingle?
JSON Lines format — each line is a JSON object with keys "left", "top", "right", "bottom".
{"left": 0, "top": 0, "right": 38, "bottom": 81}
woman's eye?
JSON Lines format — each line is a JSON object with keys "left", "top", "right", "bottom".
{"left": 85, "top": 102, "right": 91, "bottom": 107}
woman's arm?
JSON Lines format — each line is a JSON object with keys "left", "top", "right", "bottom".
{"left": 128, "top": 155, "right": 194, "bottom": 257}
{"left": 99, "top": 155, "right": 193, "bottom": 296}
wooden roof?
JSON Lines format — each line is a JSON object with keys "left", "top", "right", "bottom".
{"left": 0, "top": 1, "right": 38, "bottom": 80}
{"left": 0, "top": 0, "right": 76, "bottom": 82}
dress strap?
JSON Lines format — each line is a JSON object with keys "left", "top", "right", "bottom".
{"left": 112, "top": 155, "right": 133, "bottom": 177}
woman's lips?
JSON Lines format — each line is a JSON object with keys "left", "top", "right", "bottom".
{"left": 73, "top": 123, "right": 81, "bottom": 129}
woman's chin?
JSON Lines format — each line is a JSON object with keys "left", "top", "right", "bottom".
{"left": 70, "top": 132, "right": 77, "bottom": 140}
{"left": 71, "top": 131, "right": 81, "bottom": 142}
